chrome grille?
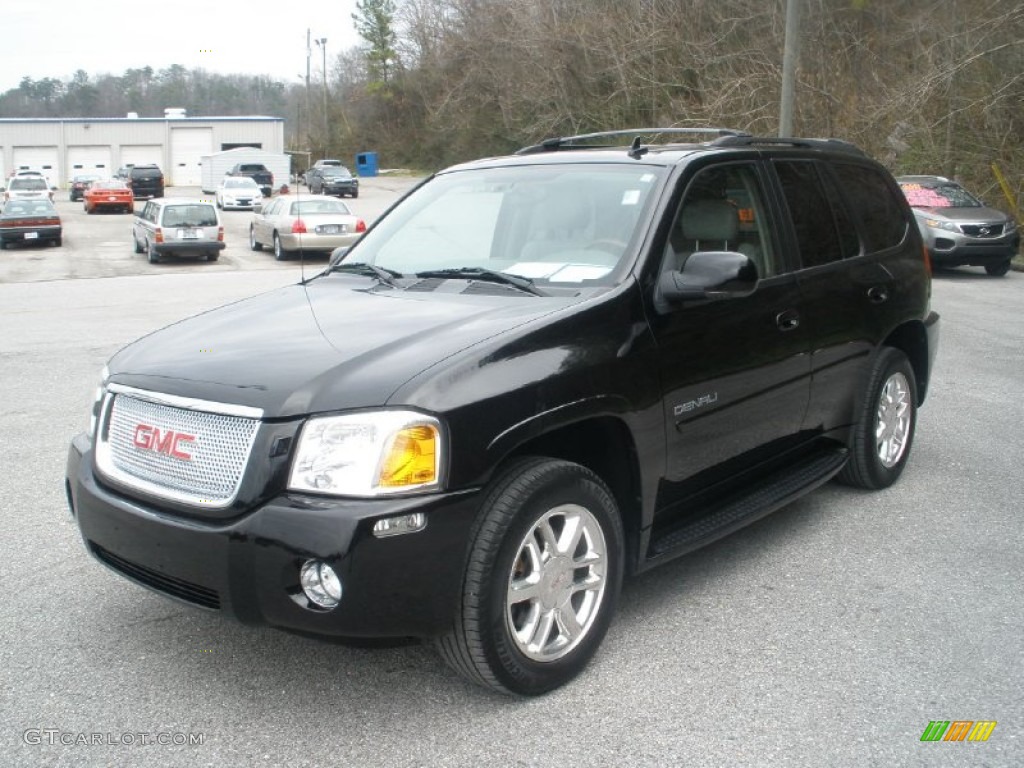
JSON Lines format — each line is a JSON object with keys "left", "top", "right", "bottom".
{"left": 960, "top": 223, "right": 1003, "bottom": 237}
{"left": 95, "top": 386, "right": 262, "bottom": 508}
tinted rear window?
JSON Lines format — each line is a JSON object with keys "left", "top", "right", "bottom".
{"left": 832, "top": 164, "right": 908, "bottom": 253}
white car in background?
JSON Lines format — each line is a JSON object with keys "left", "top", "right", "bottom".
{"left": 3, "top": 175, "right": 55, "bottom": 203}
{"left": 215, "top": 177, "right": 263, "bottom": 210}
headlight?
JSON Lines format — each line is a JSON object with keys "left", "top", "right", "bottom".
{"left": 924, "top": 218, "right": 958, "bottom": 232}
{"left": 288, "top": 410, "right": 443, "bottom": 496}
{"left": 1005, "top": 219, "right": 1017, "bottom": 233}
{"left": 89, "top": 364, "right": 110, "bottom": 436}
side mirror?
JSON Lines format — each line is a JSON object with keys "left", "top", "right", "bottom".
{"left": 658, "top": 251, "right": 759, "bottom": 306}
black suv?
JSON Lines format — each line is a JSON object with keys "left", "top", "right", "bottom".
{"left": 126, "top": 164, "right": 164, "bottom": 199}
{"left": 66, "top": 129, "right": 939, "bottom": 696}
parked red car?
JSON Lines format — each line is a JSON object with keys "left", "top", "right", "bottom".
{"left": 83, "top": 180, "right": 134, "bottom": 214}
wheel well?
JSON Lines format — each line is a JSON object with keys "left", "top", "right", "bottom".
{"left": 884, "top": 321, "right": 930, "bottom": 405}
{"left": 505, "top": 416, "right": 643, "bottom": 571}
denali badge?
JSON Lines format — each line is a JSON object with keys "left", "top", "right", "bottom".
{"left": 132, "top": 424, "right": 195, "bottom": 461}
{"left": 674, "top": 393, "right": 719, "bottom": 416}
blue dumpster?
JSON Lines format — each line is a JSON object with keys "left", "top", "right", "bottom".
{"left": 355, "top": 152, "right": 379, "bottom": 177}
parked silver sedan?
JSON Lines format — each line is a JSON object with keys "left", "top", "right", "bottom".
{"left": 249, "top": 194, "right": 366, "bottom": 260}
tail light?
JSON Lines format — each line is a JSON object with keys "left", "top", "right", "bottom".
{"left": 291, "top": 219, "right": 307, "bottom": 234}
{"left": 154, "top": 228, "right": 164, "bottom": 244}
{"left": 355, "top": 219, "right": 366, "bottom": 233}
{"left": 218, "top": 226, "right": 224, "bottom": 242}
{"left": 922, "top": 245, "right": 931, "bottom": 276}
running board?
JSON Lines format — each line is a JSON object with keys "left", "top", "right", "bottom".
{"left": 648, "top": 446, "right": 848, "bottom": 559}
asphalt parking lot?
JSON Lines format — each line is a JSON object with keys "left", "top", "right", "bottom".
{"left": 0, "top": 176, "right": 422, "bottom": 283}
{"left": 0, "top": 197, "right": 1021, "bottom": 765}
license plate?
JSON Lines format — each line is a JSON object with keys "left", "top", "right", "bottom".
{"left": 107, "top": 196, "right": 118, "bottom": 201}
{"left": 24, "top": 232, "right": 39, "bottom": 239}
{"left": 318, "top": 225, "right": 343, "bottom": 234}
{"left": 178, "top": 229, "right": 199, "bottom": 239}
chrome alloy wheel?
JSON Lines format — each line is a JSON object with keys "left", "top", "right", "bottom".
{"left": 875, "top": 371, "right": 912, "bottom": 468}
{"left": 506, "top": 503, "right": 608, "bottom": 662}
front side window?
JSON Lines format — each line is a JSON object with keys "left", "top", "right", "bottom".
{"left": 665, "top": 163, "right": 777, "bottom": 278}
{"left": 348, "top": 165, "right": 664, "bottom": 285}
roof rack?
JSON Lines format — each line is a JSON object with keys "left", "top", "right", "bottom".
{"left": 516, "top": 128, "right": 751, "bottom": 156}
{"left": 709, "top": 135, "right": 866, "bottom": 155}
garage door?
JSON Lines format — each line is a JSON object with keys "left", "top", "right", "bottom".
{"left": 13, "top": 146, "right": 60, "bottom": 188}
{"left": 170, "top": 128, "right": 213, "bottom": 187}
{"left": 67, "top": 146, "right": 113, "bottom": 180}
{"left": 121, "top": 145, "right": 163, "bottom": 170}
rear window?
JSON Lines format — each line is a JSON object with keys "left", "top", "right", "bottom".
{"left": 290, "top": 200, "right": 350, "bottom": 215}
{"left": 161, "top": 205, "right": 217, "bottom": 227}
{"left": 11, "top": 178, "right": 48, "bottom": 190}
{"left": 132, "top": 167, "right": 162, "bottom": 179}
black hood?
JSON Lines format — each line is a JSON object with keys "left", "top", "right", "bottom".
{"left": 110, "top": 276, "right": 575, "bottom": 418}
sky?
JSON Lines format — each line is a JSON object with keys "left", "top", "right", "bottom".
{"left": 0, "top": 0, "right": 363, "bottom": 93}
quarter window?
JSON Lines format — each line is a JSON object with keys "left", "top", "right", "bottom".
{"left": 831, "top": 163, "right": 908, "bottom": 253}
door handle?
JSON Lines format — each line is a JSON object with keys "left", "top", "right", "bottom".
{"left": 775, "top": 309, "right": 800, "bottom": 331}
{"left": 867, "top": 286, "right": 889, "bottom": 304}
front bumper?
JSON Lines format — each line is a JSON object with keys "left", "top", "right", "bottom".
{"left": 66, "top": 433, "right": 479, "bottom": 638}
{"left": 321, "top": 182, "right": 358, "bottom": 196}
{"left": 923, "top": 228, "right": 1020, "bottom": 267}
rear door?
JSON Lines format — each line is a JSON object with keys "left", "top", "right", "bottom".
{"left": 769, "top": 158, "right": 913, "bottom": 433}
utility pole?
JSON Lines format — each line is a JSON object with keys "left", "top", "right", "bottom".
{"left": 305, "top": 29, "right": 312, "bottom": 152}
{"left": 778, "top": 0, "right": 800, "bottom": 137}
{"left": 316, "top": 37, "right": 329, "bottom": 156}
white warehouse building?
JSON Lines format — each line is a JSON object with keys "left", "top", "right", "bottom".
{"left": 0, "top": 111, "right": 284, "bottom": 189}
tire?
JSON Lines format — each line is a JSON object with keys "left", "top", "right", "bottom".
{"left": 273, "top": 233, "right": 291, "bottom": 261}
{"left": 985, "top": 260, "right": 1011, "bottom": 277}
{"left": 207, "top": 252, "right": 220, "bottom": 262}
{"left": 838, "top": 347, "right": 916, "bottom": 489}
{"left": 147, "top": 240, "right": 160, "bottom": 264}
{"left": 435, "top": 457, "right": 624, "bottom": 696}
{"left": 249, "top": 226, "right": 262, "bottom": 251}
{"left": 351, "top": 190, "right": 359, "bottom": 199}
{"left": 133, "top": 233, "right": 144, "bottom": 254}
{"left": 53, "top": 236, "right": 62, "bottom": 247}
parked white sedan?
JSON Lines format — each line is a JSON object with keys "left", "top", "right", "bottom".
{"left": 215, "top": 177, "right": 263, "bottom": 210}
{"left": 249, "top": 194, "right": 366, "bottom": 260}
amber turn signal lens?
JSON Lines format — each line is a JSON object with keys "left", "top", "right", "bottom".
{"left": 378, "top": 425, "right": 438, "bottom": 488}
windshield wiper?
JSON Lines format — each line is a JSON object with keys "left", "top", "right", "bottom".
{"left": 414, "top": 267, "right": 546, "bottom": 296}
{"left": 327, "top": 262, "right": 404, "bottom": 288}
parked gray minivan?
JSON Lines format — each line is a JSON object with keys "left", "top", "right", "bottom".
{"left": 132, "top": 198, "right": 225, "bottom": 264}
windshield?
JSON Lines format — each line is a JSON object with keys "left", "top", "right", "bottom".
{"left": 900, "top": 181, "right": 982, "bottom": 209}
{"left": 225, "top": 178, "right": 259, "bottom": 189}
{"left": 343, "top": 164, "right": 663, "bottom": 285}
{"left": 321, "top": 168, "right": 352, "bottom": 177}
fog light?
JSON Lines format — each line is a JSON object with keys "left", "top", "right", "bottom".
{"left": 373, "top": 512, "right": 427, "bottom": 538}
{"left": 300, "top": 560, "right": 342, "bottom": 609}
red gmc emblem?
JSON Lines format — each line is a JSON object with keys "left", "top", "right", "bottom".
{"left": 132, "top": 423, "right": 195, "bottom": 461}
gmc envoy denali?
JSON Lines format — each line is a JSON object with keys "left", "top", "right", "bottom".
{"left": 66, "top": 129, "right": 940, "bottom": 695}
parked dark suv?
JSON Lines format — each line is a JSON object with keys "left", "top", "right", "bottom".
{"left": 66, "top": 129, "right": 939, "bottom": 696}
{"left": 126, "top": 164, "right": 164, "bottom": 199}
